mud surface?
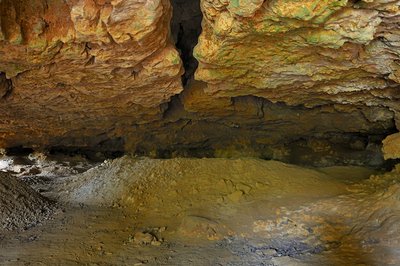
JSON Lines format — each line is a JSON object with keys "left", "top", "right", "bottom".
{"left": 1, "top": 155, "right": 400, "bottom": 265}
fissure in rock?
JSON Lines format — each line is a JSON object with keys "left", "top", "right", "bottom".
{"left": 171, "top": 0, "right": 202, "bottom": 86}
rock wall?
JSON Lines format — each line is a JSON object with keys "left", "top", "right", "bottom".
{"left": 0, "top": 0, "right": 183, "bottom": 149}
{"left": 0, "top": 0, "right": 399, "bottom": 166}
{"left": 195, "top": 0, "right": 400, "bottom": 109}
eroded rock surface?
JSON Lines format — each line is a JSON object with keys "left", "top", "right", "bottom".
{"left": 383, "top": 132, "right": 400, "bottom": 159}
{"left": 0, "top": 0, "right": 399, "bottom": 166}
{"left": 192, "top": 0, "right": 400, "bottom": 163}
{"left": 0, "top": 0, "right": 183, "bottom": 149}
{"left": 195, "top": 0, "right": 400, "bottom": 107}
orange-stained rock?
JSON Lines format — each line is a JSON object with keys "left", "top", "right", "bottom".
{"left": 180, "top": 80, "right": 233, "bottom": 116}
{"left": 383, "top": 133, "right": 400, "bottom": 160}
{"left": 0, "top": 0, "right": 398, "bottom": 167}
{"left": 192, "top": 0, "right": 400, "bottom": 164}
{"left": 0, "top": 0, "right": 183, "bottom": 148}
{"left": 195, "top": 0, "right": 400, "bottom": 108}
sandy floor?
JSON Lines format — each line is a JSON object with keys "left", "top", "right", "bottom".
{"left": 1, "top": 155, "right": 400, "bottom": 265}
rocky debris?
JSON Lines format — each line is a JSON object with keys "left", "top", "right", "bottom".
{"left": 0, "top": 172, "right": 54, "bottom": 231}
{"left": 132, "top": 232, "right": 156, "bottom": 245}
{"left": 60, "top": 156, "right": 350, "bottom": 207}
{"left": 0, "top": 152, "right": 95, "bottom": 178}
{"left": 130, "top": 230, "right": 163, "bottom": 246}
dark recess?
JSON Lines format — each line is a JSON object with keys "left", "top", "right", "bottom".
{"left": 0, "top": 72, "right": 13, "bottom": 99}
{"left": 171, "top": 0, "right": 203, "bottom": 86}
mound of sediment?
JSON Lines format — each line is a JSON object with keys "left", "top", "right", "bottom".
{"left": 62, "top": 156, "right": 351, "bottom": 207}
{"left": 0, "top": 172, "right": 54, "bottom": 231}
{"left": 59, "top": 156, "right": 400, "bottom": 264}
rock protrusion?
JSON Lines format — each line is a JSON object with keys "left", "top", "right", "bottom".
{"left": 382, "top": 133, "right": 400, "bottom": 160}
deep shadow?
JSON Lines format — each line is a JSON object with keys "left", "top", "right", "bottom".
{"left": 171, "top": 0, "right": 203, "bottom": 86}
{"left": 0, "top": 72, "right": 13, "bottom": 99}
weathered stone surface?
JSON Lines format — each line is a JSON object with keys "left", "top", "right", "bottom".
{"left": 191, "top": 0, "right": 400, "bottom": 163}
{"left": 383, "top": 132, "right": 400, "bottom": 159}
{"left": 0, "top": 0, "right": 183, "bottom": 148}
{"left": 120, "top": 80, "right": 393, "bottom": 166}
{"left": 0, "top": 0, "right": 399, "bottom": 166}
{"left": 195, "top": 0, "right": 400, "bottom": 109}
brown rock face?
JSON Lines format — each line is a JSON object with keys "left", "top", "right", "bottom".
{"left": 190, "top": 0, "right": 400, "bottom": 164}
{"left": 0, "top": 0, "right": 183, "bottom": 149}
{"left": 0, "top": 0, "right": 399, "bottom": 166}
{"left": 195, "top": 0, "right": 400, "bottom": 108}
{"left": 383, "top": 133, "right": 400, "bottom": 159}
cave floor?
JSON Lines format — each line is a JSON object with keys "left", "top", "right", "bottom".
{"left": 1, "top": 155, "right": 400, "bottom": 265}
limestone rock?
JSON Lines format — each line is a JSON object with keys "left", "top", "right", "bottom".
{"left": 132, "top": 232, "right": 156, "bottom": 245}
{"left": 0, "top": 0, "right": 399, "bottom": 166}
{"left": 195, "top": 0, "right": 400, "bottom": 109}
{"left": 382, "top": 132, "right": 400, "bottom": 159}
{"left": 0, "top": 0, "right": 183, "bottom": 148}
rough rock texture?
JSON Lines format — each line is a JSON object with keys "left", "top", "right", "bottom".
{"left": 0, "top": 172, "right": 54, "bottom": 231}
{"left": 171, "top": 0, "right": 202, "bottom": 84}
{"left": 383, "top": 132, "right": 400, "bottom": 159}
{"left": 195, "top": 0, "right": 400, "bottom": 108}
{"left": 0, "top": 0, "right": 399, "bottom": 166}
{"left": 192, "top": 0, "right": 400, "bottom": 163}
{"left": 0, "top": 0, "right": 183, "bottom": 149}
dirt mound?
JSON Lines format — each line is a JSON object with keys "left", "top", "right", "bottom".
{"left": 4, "top": 156, "right": 400, "bottom": 265}
{"left": 61, "top": 156, "right": 349, "bottom": 207}
{"left": 61, "top": 156, "right": 365, "bottom": 244}
{"left": 0, "top": 172, "right": 54, "bottom": 231}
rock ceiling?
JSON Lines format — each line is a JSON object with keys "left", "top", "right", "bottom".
{"left": 0, "top": 0, "right": 399, "bottom": 165}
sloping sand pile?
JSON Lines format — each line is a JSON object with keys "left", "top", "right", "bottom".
{"left": 4, "top": 156, "right": 400, "bottom": 265}
{"left": 0, "top": 172, "right": 54, "bottom": 231}
{"left": 61, "top": 156, "right": 349, "bottom": 207}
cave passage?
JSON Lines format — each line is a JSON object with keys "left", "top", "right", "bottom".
{"left": 171, "top": 0, "right": 203, "bottom": 86}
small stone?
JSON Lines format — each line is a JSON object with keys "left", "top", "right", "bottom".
{"left": 133, "top": 232, "right": 155, "bottom": 245}
{"left": 151, "top": 240, "right": 162, "bottom": 246}
{"left": 263, "top": 249, "right": 278, "bottom": 257}
{"left": 382, "top": 133, "right": 400, "bottom": 160}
